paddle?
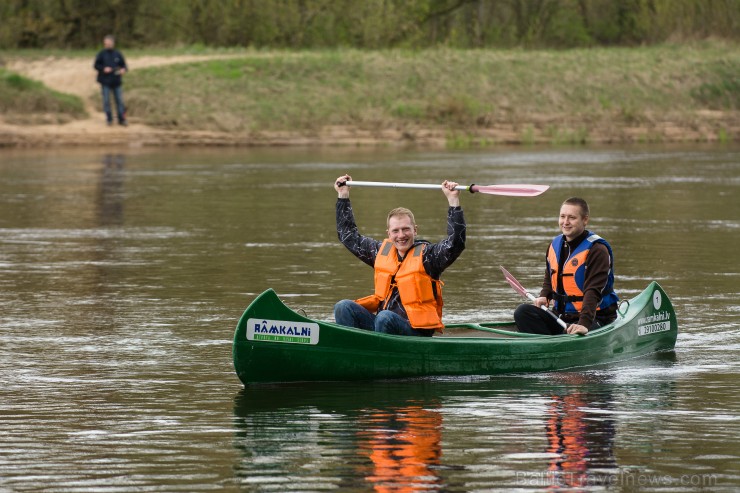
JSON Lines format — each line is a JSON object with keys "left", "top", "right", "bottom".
{"left": 339, "top": 180, "right": 549, "bottom": 197}
{"left": 500, "top": 265, "right": 568, "bottom": 329}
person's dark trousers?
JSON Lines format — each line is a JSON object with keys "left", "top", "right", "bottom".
{"left": 514, "top": 304, "right": 616, "bottom": 335}
{"left": 514, "top": 304, "right": 566, "bottom": 335}
{"left": 101, "top": 84, "right": 126, "bottom": 124}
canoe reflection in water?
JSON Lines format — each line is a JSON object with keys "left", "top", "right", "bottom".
{"left": 357, "top": 404, "right": 443, "bottom": 492}
{"left": 231, "top": 375, "right": 632, "bottom": 491}
{"left": 232, "top": 384, "right": 446, "bottom": 491}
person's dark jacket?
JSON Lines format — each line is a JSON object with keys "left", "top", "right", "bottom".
{"left": 94, "top": 49, "right": 127, "bottom": 87}
{"left": 538, "top": 230, "right": 617, "bottom": 327}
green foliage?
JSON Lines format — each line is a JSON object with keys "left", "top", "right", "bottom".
{"left": 3, "top": 71, "right": 36, "bottom": 90}
{"left": 391, "top": 102, "right": 425, "bottom": 120}
{"left": 521, "top": 125, "right": 536, "bottom": 145}
{"left": 205, "top": 60, "right": 243, "bottom": 79}
{"left": 0, "top": 68, "right": 86, "bottom": 120}
{"left": 544, "top": 124, "right": 590, "bottom": 145}
{"left": 429, "top": 94, "right": 484, "bottom": 125}
{"left": 0, "top": 0, "right": 737, "bottom": 49}
{"left": 690, "top": 60, "right": 740, "bottom": 109}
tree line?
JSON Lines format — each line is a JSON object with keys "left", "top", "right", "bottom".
{"left": 1, "top": 0, "right": 738, "bottom": 49}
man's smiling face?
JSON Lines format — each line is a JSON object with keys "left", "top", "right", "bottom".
{"left": 559, "top": 203, "right": 588, "bottom": 241}
{"left": 387, "top": 214, "right": 417, "bottom": 255}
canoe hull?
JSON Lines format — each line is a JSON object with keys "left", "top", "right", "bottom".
{"left": 233, "top": 282, "right": 677, "bottom": 385}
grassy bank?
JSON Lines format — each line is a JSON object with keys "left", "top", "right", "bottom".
{"left": 122, "top": 42, "right": 738, "bottom": 144}
{"left": 1, "top": 42, "right": 737, "bottom": 146}
{"left": 0, "top": 68, "right": 86, "bottom": 123}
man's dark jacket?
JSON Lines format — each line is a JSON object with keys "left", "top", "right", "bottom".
{"left": 94, "top": 49, "right": 127, "bottom": 87}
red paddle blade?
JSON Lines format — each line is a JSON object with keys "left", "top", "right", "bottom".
{"left": 471, "top": 184, "right": 549, "bottom": 197}
{"left": 500, "top": 265, "right": 531, "bottom": 299}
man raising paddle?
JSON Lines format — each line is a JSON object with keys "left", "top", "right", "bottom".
{"left": 514, "top": 197, "right": 618, "bottom": 335}
{"left": 333, "top": 175, "right": 466, "bottom": 337}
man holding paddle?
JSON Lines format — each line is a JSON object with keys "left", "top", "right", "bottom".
{"left": 514, "top": 197, "right": 618, "bottom": 335}
{"left": 332, "top": 174, "right": 466, "bottom": 336}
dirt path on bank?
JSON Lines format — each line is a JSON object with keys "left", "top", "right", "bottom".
{"left": 9, "top": 55, "right": 246, "bottom": 116}
{"left": 1, "top": 54, "right": 266, "bottom": 147}
{"left": 1, "top": 53, "right": 452, "bottom": 147}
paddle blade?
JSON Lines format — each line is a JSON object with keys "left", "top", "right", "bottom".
{"left": 501, "top": 265, "right": 566, "bottom": 328}
{"left": 500, "top": 265, "right": 533, "bottom": 300}
{"left": 471, "top": 184, "right": 549, "bottom": 197}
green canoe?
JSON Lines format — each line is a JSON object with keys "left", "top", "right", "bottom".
{"left": 232, "top": 282, "right": 677, "bottom": 385}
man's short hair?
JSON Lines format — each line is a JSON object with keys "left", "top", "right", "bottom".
{"left": 104, "top": 34, "right": 115, "bottom": 42}
{"left": 563, "top": 197, "right": 590, "bottom": 217}
{"left": 386, "top": 207, "right": 416, "bottom": 228}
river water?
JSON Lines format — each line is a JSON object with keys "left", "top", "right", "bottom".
{"left": 0, "top": 146, "right": 738, "bottom": 492}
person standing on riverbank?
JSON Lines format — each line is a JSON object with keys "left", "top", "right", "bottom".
{"left": 514, "top": 197, "right": 618, "bottom": 335}
{"left": 333, "top": 175, "right": 466, "bottom": 336}
{"left": 94, "top": 35, "right": 127, "bottom": 126}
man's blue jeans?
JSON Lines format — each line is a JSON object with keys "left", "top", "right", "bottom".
{"left": 101, "top": 84, "right": 125, "bottom": 123}
{"left": 333, "top": 299, "right": 433, "bottom": 337}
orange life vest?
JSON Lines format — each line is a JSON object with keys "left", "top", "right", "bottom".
{"left": 546, "top": 233, "right": 618, "bottom": 314}
{"left": 355, "top": 239, "right": 444, "bottom": 330}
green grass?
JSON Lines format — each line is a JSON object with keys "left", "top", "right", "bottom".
{"left": 120, "top": 43, "right": 738, "bottom": 138}
{"left": 0, "top": 68, "right": 86, "bottom": 122}
{"left": 690, "top": 60, "right": 740, "bottom": 109}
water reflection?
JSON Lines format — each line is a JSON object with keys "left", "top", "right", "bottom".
{"left": 232, "top": 375, "right": 632, "bottom": 491}
{"left": 232, "top": 382, "right": 446, "bottom": 491}
{"left": 97, "top": 153, "right": 126, "bottom": 226}
{"left": 358, "top": 404, "right": 443, "bottom": 492}
{"left": 544, "top": 374, "right": 617, "bottom": 490}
